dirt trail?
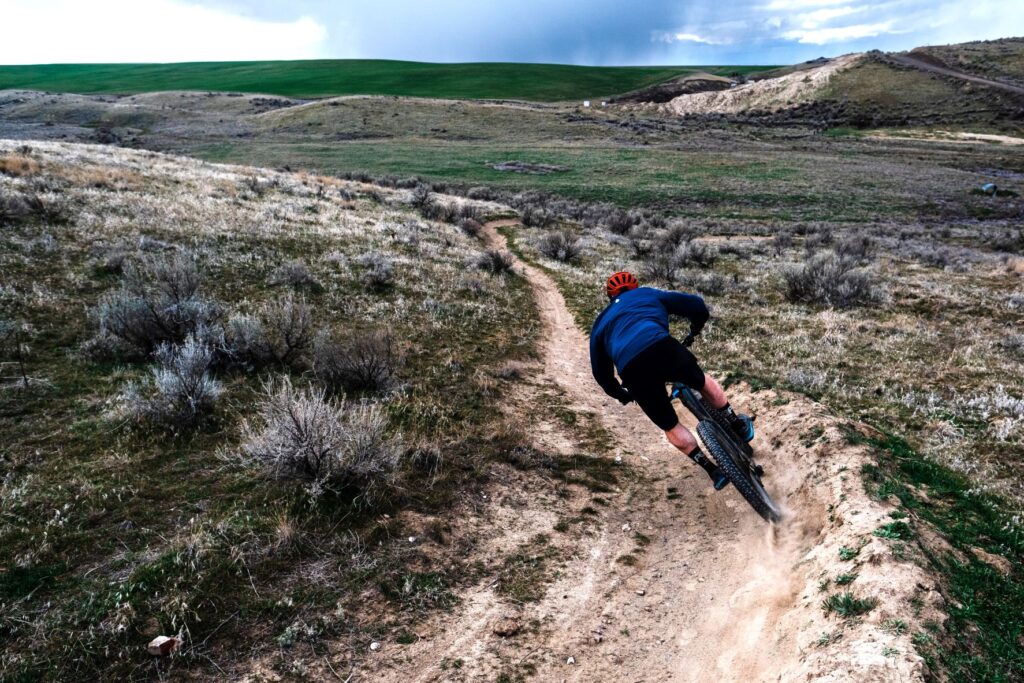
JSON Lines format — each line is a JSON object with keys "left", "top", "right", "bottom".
{"left": 887, "top": 53, "right": 1024, "bottom": 95}
{"left": 369, "top": 219, "right": 945, "bottom": 682}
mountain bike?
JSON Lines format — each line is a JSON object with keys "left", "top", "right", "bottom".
{"left": 670, "top": 370, "right": 782, "bottom": 523}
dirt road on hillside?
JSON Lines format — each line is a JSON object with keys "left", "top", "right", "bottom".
{"left": 887, "top": 53, "right": 1024, "bottom": 95}
{"left": 365, "top": 218, "right": 945, "bottom": 682}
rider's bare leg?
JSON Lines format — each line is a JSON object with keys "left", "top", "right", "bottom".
{"left": 666, "top": 422, "right": 726, "bottom": 486}
{"left": 701, "top": 375, "right": 728, "bottom": 410}
{"left": 665, "top": 423, "right": 698, "bottom": 454}
{"left": 701, "top": 375, "right": 755, "bottom": 442}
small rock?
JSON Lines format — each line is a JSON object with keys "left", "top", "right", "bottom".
{"left": 370, "top": 641, "right": 381, "bottom": 651}
{"left": 408, "top": 536, "right": 417, "bottom": 543}
{"left": 614, "top": 455, "right": 623, "bottom": 464}
{"left": 146, "top": 635, "right": 180, "bottom": 657}
{"left": 636, "top": 589, "right": 645, "bottom": 596}
{"left": 621, "top": 523, "right": 631, "bottom": 532}
{"left": 492, "top": 617, "right": 521, "bottom": 637}
{"left": 566, "top": 656, "right": 576, "bottom": 665}
{"left": 592, "top": 635, "right": 603, "bottom": 643}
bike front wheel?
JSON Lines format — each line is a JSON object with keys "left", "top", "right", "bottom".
{"left": 697, "top": 420, "right": 782, "bottom": 523}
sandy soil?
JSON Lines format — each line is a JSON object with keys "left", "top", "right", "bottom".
{"left": 869, "top": 130, "right": 1024, "bottom": 146}
{"left": 360, "top": 218, "right": 946, "bottom": 682}
{"left": 663, "top": 54, "right": 863, "bottom": 116}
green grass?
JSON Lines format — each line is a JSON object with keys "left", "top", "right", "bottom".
{"left": 822, "top": 592, "right": 878, "bottom": 618}
{"left": 838, "top": 546, "right": 861, "bottom": 561}
{"left": 851, "top": 430, "right": 1024, "bottom": 680}
{"left": 0, "top": 60, "right": 768, "bottom": 101}
{"left": 195, "top": 140, "right": 816, "bottom": 215}
{"left": 835, "top": 572, "right": 858, "bottom": 586}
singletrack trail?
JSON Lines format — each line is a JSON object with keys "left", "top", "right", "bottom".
{"left": 366, "top": 218, "right": 944, "bottom": 682}
{"left": 887, "top": 53, "right": 1024, "bottom": 95}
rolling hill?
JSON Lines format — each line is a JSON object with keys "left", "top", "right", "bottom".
{"left": 0, "top": 60, "right": 769, "bottom": 102}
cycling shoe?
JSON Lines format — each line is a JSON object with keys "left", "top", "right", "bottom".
{"left": 733, "top": 414, "right": 755, "bottom": 443}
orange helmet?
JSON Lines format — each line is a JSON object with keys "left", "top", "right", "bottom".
{"left": 606, "top": 271, "right": 638, "bottom": 299}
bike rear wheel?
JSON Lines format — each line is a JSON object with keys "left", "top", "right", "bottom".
{"left": 697, "top": 420, "right": 782, "bottom": 523}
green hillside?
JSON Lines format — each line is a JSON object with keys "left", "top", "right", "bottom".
{"left": 0, "top": 59, "right": 769, "bottom": 101}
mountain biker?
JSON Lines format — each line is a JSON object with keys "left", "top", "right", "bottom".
{"left": 590, "top": 271, "right": 754, "bottom": 490}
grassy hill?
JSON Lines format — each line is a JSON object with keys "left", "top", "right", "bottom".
{"left": 910, "top": 37, "right": 1024, "bottom": 87}
{"left": 0, "top": 60, "right": 769, "bottom": 101}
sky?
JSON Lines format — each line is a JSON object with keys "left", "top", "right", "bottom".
{"left": 2, "top": 0, "right": 1023, "bottom": 65}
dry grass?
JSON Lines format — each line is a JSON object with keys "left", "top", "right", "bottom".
{"left": 0, "top": 140, "right": 539, "bottom": 680}
{"left": 0, "top": 152, "right": 41, "bottom": 176}
{"left": 510, "top": 208, "right": 1024, "bottom": 505}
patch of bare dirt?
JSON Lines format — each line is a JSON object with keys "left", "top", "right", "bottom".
{"left": 869, "top": 130, "right": 1024, "bottom": 146}
{"left": 663, "top": 54, "right": 863, "bottom": 116}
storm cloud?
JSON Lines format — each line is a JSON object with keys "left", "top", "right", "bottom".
{"left": 3, "top": 0, "right": 1023, "bottom": 65}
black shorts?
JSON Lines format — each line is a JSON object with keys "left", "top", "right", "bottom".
{"left": 619, "top": 336, "right": 706, "bottom": 431}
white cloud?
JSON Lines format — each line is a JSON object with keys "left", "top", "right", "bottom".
{"left": 798, "top": 6, "right": 864, "bottom": 29}
{"left": 0, "top": 0, "right": 330, "bottom": 64}
{"left": 761, "top": 0, "right": 849, "bottom": 10}
{"left": 653, "top": 30, "right": 729, "bottom": 45}
{"left": 673, "top": 32, "right": 731, "bottom": 45}
{"left": 782, "top": 20, "right": 897, "bottom": 44}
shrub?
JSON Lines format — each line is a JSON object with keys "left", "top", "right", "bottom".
{"left": 94, "top": 253, "right": 222, "bottom": 354}
{"left": 771, "top": 230, "right": 794, "bottom": 254}
{"left": 783, "top": 251, "right": 886, "bottom": 308}
{"left": 677, "top": 271, "right": 729, "bottom": 296}
{"left": 261, "top": 293, "right": 314, "bottom": 366}
{"left": 0, "top": 191, "right": 68, "bottom": 225}
{"left": 536, "top": 231, "right": 581, "bottom": 262}
{"left": 241, "top": 175, "right": 268, "bottom": 197}
{"left": 225, "top": 313, "right": 273, "bottom": 367}
{"left": 22, "top": 193, "right": 69, "bottom": 224}
{"left": 640, "top": 252, "right": 679, "bottom": 286}
{"left": 605, "top": 208, "right": 634, "bottom": 235}
{"left": 421, "top": 199, "right": 458, "bottom": 223}
{"left": 240, "top": 378, "right": 403, "bottom": 501}
{"left": 659, "top": 222, "right": 696, "bottom": 249}
{"left": 91, "top": 242, "right": 130, "bottom": 274}
{"left": 0, "top": 192, "right": 29, "bottom": 226}
{"left": 121, "top": 336, "right": 222, "bottom": 429}
{"left": 358, "top": 252, "right": 395, "bottom": 290}
{"left": 313, "top": 329, "right": 402, "bottom": 394}
{"left": 804, "top": 228, "right": 833, "bottom": 252}
{"left": 466, "top": 186, "right": 493, "bottom": 200}
{"left": 674, "top": 241, "right": 718, "bottom": 269}
{"left": 458, "top": 218, "right": 483, "bottom": 238}
{"left": 475, "top": 249, "right": 514, "bottom": 275}
{"left": 835, "top": 234, "right": 875, "bottom": 264}
{"left": 80, "top": 331, "right": 136, "bottom": 363}
{"left": 521, "top": 204, "right": 554, "bottom": 228}
{"left": 269, "top": 259, "right": 319, "bottom": 289}
{"left": 410, "top": 185, "right": 432, "bottom": 209}
{"left": 627, "top": 226, "right": 652, "bottom": 258}
{"left": 456, "top": 203, "right": 482, "bottom": 222}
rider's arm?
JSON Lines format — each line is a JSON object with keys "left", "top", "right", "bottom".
{"left": 657, "top": 290, "right": 710, "bottom": 337}
{"left": 590, "top": 334, "right": 631, "bottom": 404}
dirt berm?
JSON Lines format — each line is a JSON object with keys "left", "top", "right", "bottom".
{"left": 363, "top": 218, "right": 946, "bottom": 682}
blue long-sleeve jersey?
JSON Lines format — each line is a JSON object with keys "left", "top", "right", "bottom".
{"left": 589, "top": 287, "right": 709, "bottom": 402}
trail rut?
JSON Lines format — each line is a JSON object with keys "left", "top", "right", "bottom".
{"left": 368, "top": 219, "right": 945, "bottom": 682}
